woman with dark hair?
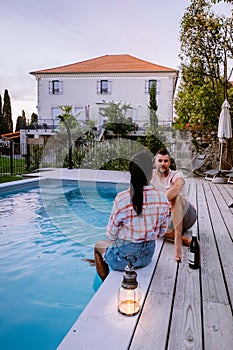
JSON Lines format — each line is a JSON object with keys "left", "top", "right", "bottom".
{"left": 94, "top": 151, "right": 169, "bottom": 281}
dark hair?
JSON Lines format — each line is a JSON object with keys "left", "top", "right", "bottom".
{"left": 154, "top": 148, "right": 176, "bottom": 170}
{"left": 129, "top": 151, "right": 153, "bottom": 216}
{"left": 155, "top": 148, "right": 171, "bottom": 158}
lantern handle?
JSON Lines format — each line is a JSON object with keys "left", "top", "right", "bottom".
{"left": 125, "top": 255, "right": 137, "bottom": 265}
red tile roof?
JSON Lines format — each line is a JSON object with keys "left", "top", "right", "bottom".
{"left": 30, "top": 54, "right": 177, "bottom": 75}
{"left": 1, "top": 131, "right": 20, "bottom": 140}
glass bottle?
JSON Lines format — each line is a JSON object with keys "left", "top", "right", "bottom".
{"left": 189, "top": 231, "right": 200, "bottom": 269}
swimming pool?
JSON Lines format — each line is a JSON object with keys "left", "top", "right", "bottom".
{"left": 0, "top": 179, "right": 128, "bottom": 350}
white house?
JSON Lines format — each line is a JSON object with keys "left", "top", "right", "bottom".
{"left": 30, "top": 54, "right": 178, "bottom": 132}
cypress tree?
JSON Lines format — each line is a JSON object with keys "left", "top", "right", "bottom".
{"left": 0, "top": 93, "right": 3, "bottom": 137}
{"left": 0, "top": 94, "right": 2, "bottom": 115}
{"left": 148, "top": 82, "right": 158, "bottom": 131}
{"left": 2, "top": 89, "right": 13, "bottom": 134}
{"left": 29, "top": 112, "right": 38, "bottom": 125}
{"left": 15, "top": 110, "right": 27, "bottom": 131}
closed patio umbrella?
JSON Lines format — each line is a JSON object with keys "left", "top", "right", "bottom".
{"left": 213, "top": 99, "right": 232, "bottom": 183}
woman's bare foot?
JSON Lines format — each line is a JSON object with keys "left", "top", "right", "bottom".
{"left": 82, "top": 258, "right": 96, "bottom": 266}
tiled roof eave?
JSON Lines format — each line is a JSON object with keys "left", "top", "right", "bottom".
{"left": 31, "top": 70, "right": 178, "bottom": 76}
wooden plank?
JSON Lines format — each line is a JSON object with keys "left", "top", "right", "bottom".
{"left": 167, "top": 249, "right": 203, "bottom": 350}
{"left": 216, "top": 183, "right": 233, "bottom": 206}
{"left": 201, "top": 301, "right": 233, "bottom": 350}
{"left": 167, "top": 181, "right": 203, "bottom": 349}
{"left": 129, "top": 241, "right": 177, "bottom": 350}
{"left": 198, "top": 182, "right": 229, "bottom": 302}
{"left": 211, "top": 183, "right": 233, "bottom": 240}
{"left": 223, "top": 182, "right": 233, "bottom": 197}
{"left": 203, "top": 182, "right": 233, "bottom": 305}
{"left": 218, "top": 183, "right": 233, "bottom": 215}
{"left": 197, "top": 182, "right": 233, "bottom": 349}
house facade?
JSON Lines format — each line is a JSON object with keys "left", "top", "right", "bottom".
{"left": 30, "top": 54, "right": 178, "bottom": 131}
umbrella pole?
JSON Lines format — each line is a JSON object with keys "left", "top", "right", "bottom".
{"left": 218, "top": 142, "right": 223, "bottom": 177}
{"left": 213, "top": 141, "right": 226, "bottom": 183}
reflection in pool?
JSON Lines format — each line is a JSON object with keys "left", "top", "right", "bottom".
{"left": 0, "top": 180, "right": 127, "bottom": 350}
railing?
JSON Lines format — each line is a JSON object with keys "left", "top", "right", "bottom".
{"left": 0, "top": 129, "right": 176, "bottom": 177}
{"left": 22, "top": 120, "right": 58, "bottom": 131}
{"left": 0, "top": 142, "right": 27, "bottom": 176}
{"left": 0, "top": 138, "right": 147, "bottom": 176}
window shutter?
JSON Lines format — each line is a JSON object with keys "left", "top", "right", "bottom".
{"left": 145, "top": 80, "right": 149, "bottom": 94}
{"left": 108, "top": 80, "right": 112, "bottom": 94}
{"left": 97, "top": 80, "right": 101, "bottom": 94}
{"left": 59, "top": 81, "right": 63, "bottom": 95}
{"left": 49, "top": 81, "right": 53, "bottom": 95}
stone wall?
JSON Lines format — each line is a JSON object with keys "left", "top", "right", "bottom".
{"left": 171, "top": 129, "right": 232, "bottom": 174}
{"left": 191, "top": 129, "right": 219, "bottom": 171}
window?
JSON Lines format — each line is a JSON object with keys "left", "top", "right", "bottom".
{"left": 97, "top": 80, "right": 112, "bottom": 95}
{"left": 145, "top": 80, "right": 160, "bottom": 94}
{"left": 101, "top": 80, "right": 108, "bottom": 94}
{"left": 49, "top": 80, "right": 63, "bottom": 95}
{"left": 51, "top": 107, "right": 61, "bottom": 126}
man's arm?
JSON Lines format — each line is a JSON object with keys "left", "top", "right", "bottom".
{"left": 166, "top": 177, "right": 185, "bottom": 201}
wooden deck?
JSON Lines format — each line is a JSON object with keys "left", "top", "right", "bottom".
{"left": 57, "top": 173, "right": 233, "bottom": 350}
{"left": 129, "top": 177, "right": 233, "bottom": 350}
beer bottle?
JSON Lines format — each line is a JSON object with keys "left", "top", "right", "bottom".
{"left": 189, "top": 231, "right": 200, "bottom": 269}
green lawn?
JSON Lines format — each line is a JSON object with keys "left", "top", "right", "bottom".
{"left": 0, "top": 155, "right": 26, "bottom": 177}
{"left": 0, "top": 175, "right": 23, "bottom": 183}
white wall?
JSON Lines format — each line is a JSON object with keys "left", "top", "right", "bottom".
{"left": 35, "top": 72, "right": 176, "bottom": 128}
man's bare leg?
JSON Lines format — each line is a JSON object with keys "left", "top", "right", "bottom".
{"left": 94, "top": 240, "right": 111, "bottom": 281}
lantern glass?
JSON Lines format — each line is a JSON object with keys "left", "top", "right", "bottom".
{"left": 118, "top": 286, "right": 141, "bottom": 316}
{"left": 118, "top": 261, "right": 141, "bottom": 316}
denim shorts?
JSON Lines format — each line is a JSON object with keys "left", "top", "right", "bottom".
{"left": 104, "top": 239, "right": 155, "bottom": 271}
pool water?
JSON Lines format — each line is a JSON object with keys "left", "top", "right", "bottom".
{"left": 0, "top": 180, "right": 127, "bottom": 350}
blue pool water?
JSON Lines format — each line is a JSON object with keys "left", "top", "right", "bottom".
{"left": 0, "top": 180, "right": 127, "bottom": 350}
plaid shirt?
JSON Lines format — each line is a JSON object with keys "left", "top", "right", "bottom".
{"left": 106, "top": 185, "right": 169, "bottom": 242}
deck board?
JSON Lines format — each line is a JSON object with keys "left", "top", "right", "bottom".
{"left": 130, "top": 178, "right": 233, "bottom": 350}
{"left": 204, "top": 183, "right": 233, "bottom": 303}
{"left": 167, "top": 249, "right": 203, "bottom": 350}
{"left": 129, "top": 242, "right": 178, "bottom": 349}
{"left": 198, "top": 182, "right": 233, "bottom": 350}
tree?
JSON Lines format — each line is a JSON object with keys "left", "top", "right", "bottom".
{"left": 148, "top": 82, "right": 158, "bottom": 131}
{"left": 211, "top": 0, "right": 232, "bottom": 3}
{"left": 174, "top": 0, "right": 233, "bottom": 129}
{"left": 1, "top": 89, "right": 13, "bottom": 135}
{"left": 15, "top": 110, "right": 27, "bottom": 131}
{"left": 100, "top": 101, "right": 135, "bottom": 136}
{"left": 29, "top": 112, "right": 38, "bottom": 126}
{"left": 0, "top": 94, "right": 2, "bottom": 116}
{"left": 0, "top": 93, "right": 3, "bottom": 136}
{"left": 143, "top": 82, "right": 167, "bottom": 155}
{"left": 54, "top": 105, "right": 95, "bottom": 142}
{"left": 52, "top": 105, "right": 96, "bottom": 167}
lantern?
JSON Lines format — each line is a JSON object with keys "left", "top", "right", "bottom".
{"left": 118, "top": 261, "right": 141, "bottom": 316}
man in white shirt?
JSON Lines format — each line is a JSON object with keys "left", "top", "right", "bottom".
{"left": 151, "top": 148, "right": 197, "bottom": 262}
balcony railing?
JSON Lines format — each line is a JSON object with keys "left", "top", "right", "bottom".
{"left": 21, "top": 119, "right": 59, "bottom": 131}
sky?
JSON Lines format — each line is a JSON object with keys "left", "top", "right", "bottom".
{"left": 0, "top": 0, "right": 232, "bottom": 127}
